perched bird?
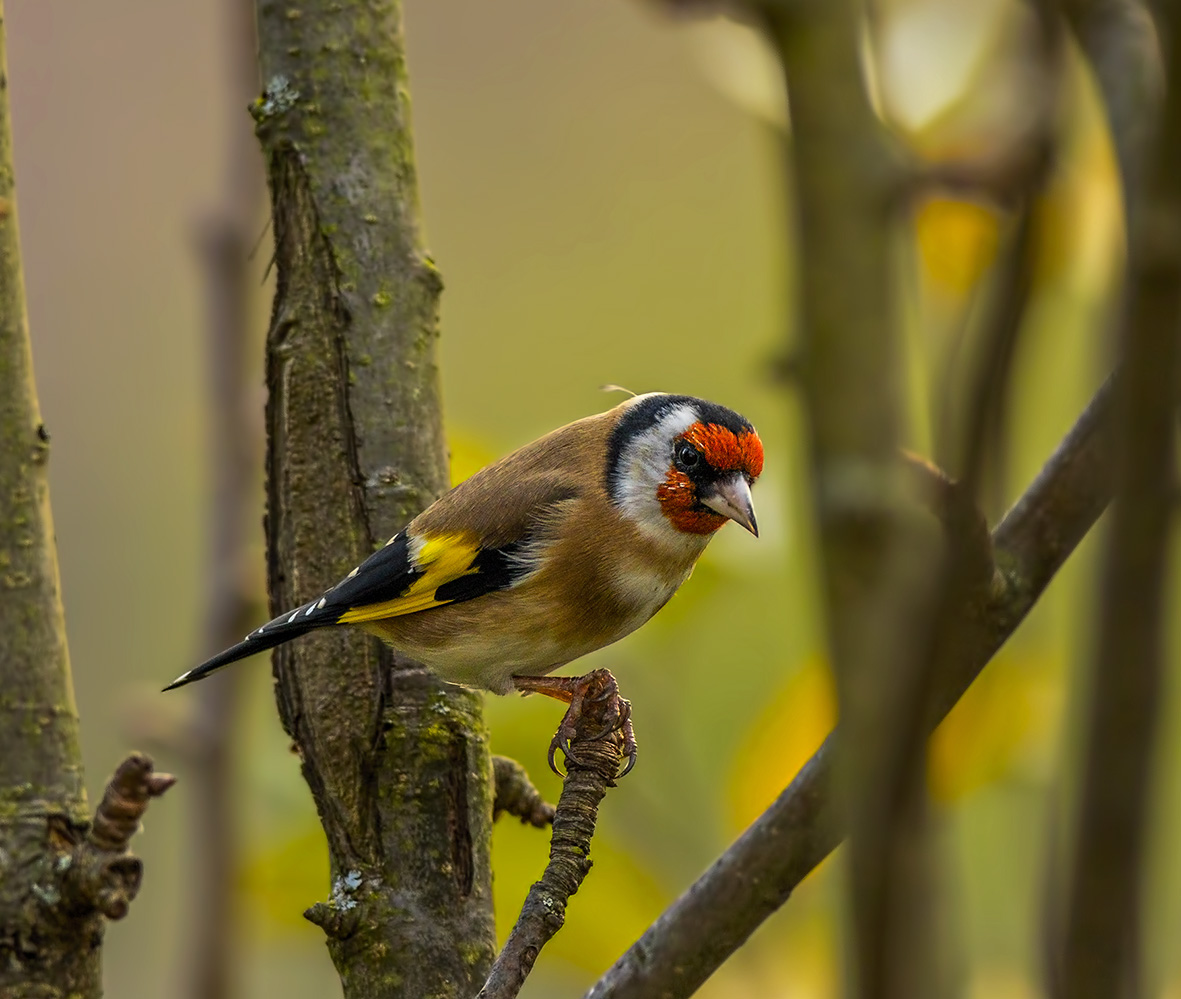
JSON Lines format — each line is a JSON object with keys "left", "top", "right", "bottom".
{"left": 165, "top": 392, "right": 763, "bottom": 775}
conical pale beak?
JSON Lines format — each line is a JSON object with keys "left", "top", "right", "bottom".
{"left": 702, "top": 473, "right": 758, "bottom": 537}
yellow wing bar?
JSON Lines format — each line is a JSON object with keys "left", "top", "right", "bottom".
{"left": 336, "top": 533, "right": 482, "bottom": 624}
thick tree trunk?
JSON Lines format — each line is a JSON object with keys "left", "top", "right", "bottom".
{"left": 251, "top": 2, "right": 496, "bottom": 996}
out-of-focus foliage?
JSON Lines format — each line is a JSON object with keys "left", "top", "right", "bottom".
{"left": 8, "top": 0, "right": 1180, "bottom": 997}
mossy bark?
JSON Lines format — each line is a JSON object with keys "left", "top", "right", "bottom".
{"left": 0, "top": 4, "right": 96, "bottom": 994}
{"left": 252, "top": 2, "right": 495, "bottom": 996}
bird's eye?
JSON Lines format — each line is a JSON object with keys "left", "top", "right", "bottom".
{"left": 675, "top": 443, "right": 701, "bottom": 470}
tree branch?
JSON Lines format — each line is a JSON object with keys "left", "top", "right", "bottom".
{"left": 64, "top": 753, "right": 176, "bottom": 921}
{"left": 493, "top": 756, "right": 556, "bottom": 828}
{"left": 0, "top": 4, "right": 172, "bottom": 992}
{"left": 760, "top": 0, "right": 952, "bottom": 994}
{"left": 1063, "top": 0, "right": 1163, "bottom": 225}
{"left": 180, "top": 4, "right": 266, "bottom": 998}
{"left": 1055, "top": 0, "right": 1181, "bottom": 992}
{"left": 251, "top": 5, "right": 495, "bottom": 993}
{"left": 480, "top": 673, "right": 626, "bottom": 999}
{"left": 585, "top": 374, "right": 1118, "bottom": 999}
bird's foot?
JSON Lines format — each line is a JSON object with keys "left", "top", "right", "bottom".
{"left": 511, "top": 668, "right": 637, "bottom": 779}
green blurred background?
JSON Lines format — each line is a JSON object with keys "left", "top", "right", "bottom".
{"left": 6, "top": 0, "right": 1180, "bottom": 996}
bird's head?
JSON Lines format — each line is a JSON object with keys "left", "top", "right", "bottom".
{"left": 605, "top": 393, "right": 763, "bottom": 543}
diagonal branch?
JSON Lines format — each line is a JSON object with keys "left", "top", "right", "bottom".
{"left": 585, "top": 375, "right": 1118, "bottom": 999}
{"left": 493, "top": 755, "right": 556, "bottom": 828}
{"left": 480, "top": 673, "right": 626, "bottom": 999}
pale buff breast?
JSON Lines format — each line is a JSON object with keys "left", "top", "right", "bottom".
{"left": 361, "top": 497, "right": 709, "bottom": 694}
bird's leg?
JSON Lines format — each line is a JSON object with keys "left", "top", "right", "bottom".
{"left": 511, "top": 668, "right": 638, "bottom": 779}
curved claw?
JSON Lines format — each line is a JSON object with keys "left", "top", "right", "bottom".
{"left": 617, "top": 747, "right": 638, "bottom": 779}
{"left": 547, "top": 739, "right": 564, "bottom": 778}
{"left": 514, "top": 669, "right": 639, "bottom": 779}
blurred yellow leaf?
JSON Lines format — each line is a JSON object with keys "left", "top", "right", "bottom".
{"left": 914, "top": 197, "right": 1001, "bottom": 298}
{"left": 726, "top": 656, "right": 836, "bottom": 834}
{"left": 966, "top": 967, "right": 1039, "bottom": 999}
{"left": 448, "top": 427, "right": 499, "bottom": 486}
{"left": 929, "top": 647, "right": 1061, "bottom": 801}
{"left": 1028, "top": 49, "right": 1123, "bottom": 296}
{"left": 492, "top": 819, "right": 668, "bottom": 974}
{"left": 238, "top": 824, "right": 330, "bottom": 936}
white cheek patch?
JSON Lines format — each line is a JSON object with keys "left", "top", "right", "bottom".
{"left": 613, "top": 403, "right": 698, "bottom": 538}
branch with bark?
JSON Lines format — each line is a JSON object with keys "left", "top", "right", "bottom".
{"left": 585, "top": 351, "right": 1118, "bottom": 999}
{"left": 1055, "top": 0, "right": 1181, "bottom": 993}
{"left": 584, "top": 0, "right": 1163, "bottom": 993}
{"left": 250, "top": 3, "right": 494, "bottom": 996}
{"left": 482, "top": 673, "right": 626, "bottom": 999}
{"left": 0, "top": 3, "right": 174, "bottom": 992}
{"left": 493, "top": 755, "right": 556, "bottom": 828}
{"left": 63, "top": 754, "right": 176, "bottom": 921}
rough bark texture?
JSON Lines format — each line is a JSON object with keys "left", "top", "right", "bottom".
{"left": 252, "top": 2, "right": 495, "bottom": 996}
{"left": 0, "top": 0, "right": 91, "bottom": 991}
{"left": 0, "top": 0, "right": 94, "bottom": 988}
{"left": 481, "top": 674, "right": 627, "bottom": 999}
{"left": 492, "top": 756, "right": 556, "bottom": 829}
{"left": 0, "top": 7, "right": 173, "bottom": 991}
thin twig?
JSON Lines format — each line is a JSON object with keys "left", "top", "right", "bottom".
{"left": 493, "top": 756, "right": 555, "bottom": 828}
{"left": 182, "top": 1, "right": 264, "bottom": 997}
{"left": 479, "top": 675, "right": 626, "bottom": 999}
{"left": 584, "top": 376, "right": 1118, "bottom": 999}
{"left": 63, "top": 753, "right": 176, "bottom": 921}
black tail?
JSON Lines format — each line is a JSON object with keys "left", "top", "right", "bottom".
{"left": 163, "top": 597, "right": 333, "bottom": 691}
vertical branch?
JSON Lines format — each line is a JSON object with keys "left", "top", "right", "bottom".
{"left": 0, "top": 0, "right": 94, "bottom": 987}
{"left": 762, "top": 2, "right": 944, "bottom": 997}
{"left": 1064, "top": 0, "right": 1163, "bottom": 226}
{"left": 1056, "top": 1, "right": 1181, "bottom": 994}
{"left": 251, "top": 2, "right": 495, "bottom": 996}
{"left": 0, "top": 5, "right": 171, "bottom": 994}
{"left": 184, "top": 2, "right": 265, "bottom": 998}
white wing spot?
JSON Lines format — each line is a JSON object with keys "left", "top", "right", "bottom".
{"left": 287, "top": 611, "right": 299, "bottom": 624}
{"left": 346, "top": 566, "right": 359, "bottom": 579}
{"left": 317, "top": 597, "right": 327, "bottom": 609}
{"left": 304, "top": 604, "right": 317, "bottom": 617}
{"left": 384, "top": 533, "right": 400, "bottom": 547}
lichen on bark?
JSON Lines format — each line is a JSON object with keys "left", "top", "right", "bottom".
{"left": 252, "top": 2, "right": 496, "bottom": 995}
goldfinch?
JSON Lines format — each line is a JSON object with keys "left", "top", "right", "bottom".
{"left": 165, "top": 393, "right": 763, "bottom": 774}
